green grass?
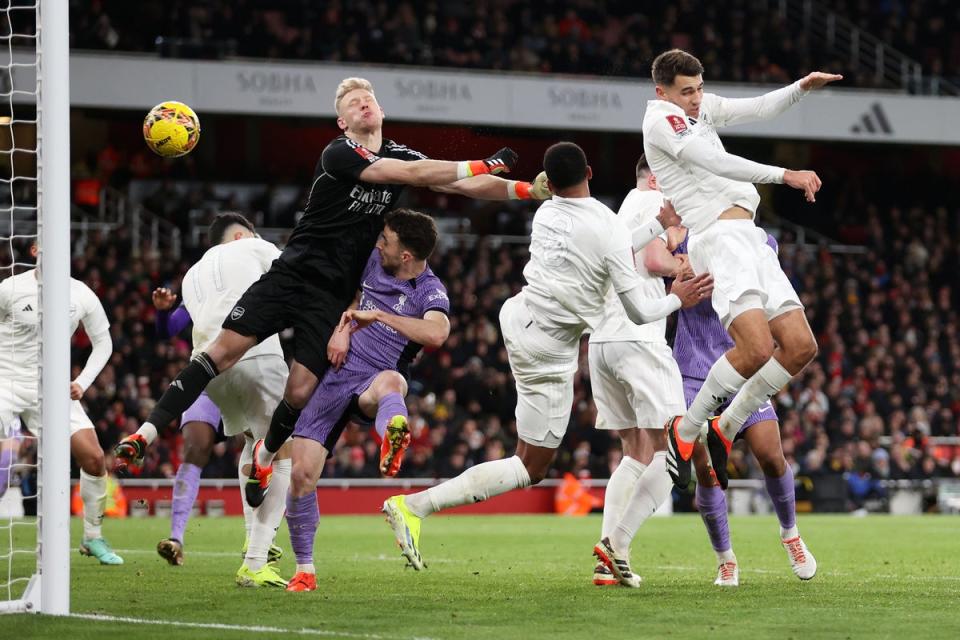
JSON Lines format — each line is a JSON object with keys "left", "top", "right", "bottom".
{"left": 5, "top": 514, "right": 960, "bottom": 639}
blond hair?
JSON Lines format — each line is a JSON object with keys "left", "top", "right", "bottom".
{"left": 335, "top": 77, "right": 375, "bottom": 114}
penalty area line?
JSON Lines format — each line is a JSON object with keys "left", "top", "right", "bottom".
{"left": 68, "top": 613, "right": 438, "bottom": 640}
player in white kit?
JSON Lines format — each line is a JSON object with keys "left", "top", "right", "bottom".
{"left": 381, "top": 142, "right": 712, "bottom": 571}
{"left": 589, "top": 155, "right": 693, "bottom": 588}
{"left": 641, "top": 49, "right": 841, "bottom": 489}
{"left": 0, "top": 243, "right": 121, "bottom": 564}
{"left": 115, "top": 213, "right": 293, "bottom": 587}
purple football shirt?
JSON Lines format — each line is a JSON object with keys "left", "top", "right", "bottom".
{"left": 348, "top": 249, "right": 450, "bottom": 374}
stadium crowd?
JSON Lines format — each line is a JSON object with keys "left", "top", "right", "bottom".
{"left": 69, "top": 0, "right": 960, "bottom": 91}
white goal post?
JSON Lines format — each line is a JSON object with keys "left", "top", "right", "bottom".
{"left": 0, "top": 0, "right": 70, "bottom": 616}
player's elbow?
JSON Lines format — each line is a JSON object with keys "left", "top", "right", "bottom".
{"left": 424, "top": 327, "right": 450, "bottom": 348}
{"left": 643, "top": 253, "right": 673, "bottom": 277}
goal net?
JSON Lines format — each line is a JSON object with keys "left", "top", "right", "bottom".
{"left": 0, "top": 0, "right": 71, "bottom": 616}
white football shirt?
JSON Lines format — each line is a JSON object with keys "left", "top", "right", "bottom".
{"left": 521, "top": 195, "right": 639, "bottom": 342}
{"left": 590, "top": 188, "right": 669, "bottom": 344}
{"left": 0, "top": 270, "right": 111, "bottom": 386}
{"left": 181, "top": 237, "right": 283, "bottom": 360}
{"left": 642, "top": 89, "right": 798, "bottom": 233}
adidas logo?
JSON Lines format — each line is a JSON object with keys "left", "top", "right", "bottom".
{"left": 170, "top": 380, "right": 184, "bottom": 391}
{"left": 850, "top": 102, "right": 893, "bottom": 135}
{"left": 22, "top": 304, "right": 32, "bottom": 312}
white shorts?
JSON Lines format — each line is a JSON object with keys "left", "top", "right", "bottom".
{"left": 688, "top": 220, "right": 802, "bottom": 329}
{"left": 500, "top": 295, "right": 579, "bottom": 449}
{"left": 205, "top": 354, "right": 288, "bottom": 438}
{"left": 0, "top": 381, "right": 94, "bottom": 439}
{"left": 589, "top": 340, "right": 686, "bottom": 430}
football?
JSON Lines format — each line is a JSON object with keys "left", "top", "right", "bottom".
{"left": 142, "top": 100, "right": 201, "bottom": 157}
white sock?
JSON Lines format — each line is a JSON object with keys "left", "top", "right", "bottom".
{"left": 136, "top": 423, "right": 158, "bottom": 445}
{"left": 780, "top": 525, "right": 799, "bottom": 540}
{"left": 405, "top": 455, "right": 531, "bottom": 518}
{"left": 679, "top": 356, "right": 747, "bottom": 442}
{"left": 601, "top": 456, "right": 646, "bottom": 541}
{"left": 609, "top": 452, "right": 672, "bottom": 555}
{"left": 238, "top": 435, "right": 255, "bottom": 539}
{"left": 80, "top": 470, "right": 107, "bottom": 540}
{"left": 719, "top": 358, "right": 792, "bottom": 440}
{"left": 256, "top": 440, "right": 275, "bottom": 468}
{"left": 245, "top": 458, "right": 291, "bottom": 570}
{"left": 717, "top": 548, "right": 736, "bottom": 564}
{"left": 297, "top": 562, "right": 316, "bottom": 575}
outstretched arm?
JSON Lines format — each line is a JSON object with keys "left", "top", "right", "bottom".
{"left": 430, "top": 172, "right": 551, "bottom": 201}
{"left": 711, "top": 72, "right": 842, "bottom": 128}
{"left": 358, "top": 148, "right": 518, "bottom": 187}
{"left": 679, "top": 136, "right": 822, "bottom": 202}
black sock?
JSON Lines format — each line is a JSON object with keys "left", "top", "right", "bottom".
{"left": 147, "top": 352, "right": 219, "bottom": 428}
{"left": 264, "top": 399, "right": 301, "bottom": 453}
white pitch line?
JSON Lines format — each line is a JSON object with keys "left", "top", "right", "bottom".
{"left": 69, "top": 613, "right": 437, "bottom": 640}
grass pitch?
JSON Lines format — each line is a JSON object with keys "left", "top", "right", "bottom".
{"left": 6, "top": 513, "right": 960, "bottom": 639}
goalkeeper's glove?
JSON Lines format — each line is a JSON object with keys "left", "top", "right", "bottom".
{"left": 457, "top": 147, "right": 519, "bottom": 179}
{"left": 507, "top": 171, "right": 552, "bottom": 200}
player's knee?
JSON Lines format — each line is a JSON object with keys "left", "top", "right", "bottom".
{"left": 182, "top": 441, "right": 212, "bottom": 467}
{"left": 376, "top": 370, "right": 406, "bottom": 395}
{"left": 290, "top": 464, "right": 316, "bottom": 496}
{"left": 284, "top": 376, "right": 318, "bottom": 409}
{"left": 759, "top": 454, "right": 787, "bottom": 478}
{"left": 524, "top": 461, "right": 551, "bottom": 485}
{"left": 80, "top": 449, "right": 106, "bottom": 476}
{"left": 743, "top": 338, "right": 775, "bottom": 372}
{"left": 793, "top": 334, "right": 818, "bottom": 368}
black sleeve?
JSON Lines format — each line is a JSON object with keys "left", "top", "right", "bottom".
{"left": 321, "top": 137, "right": 382, "bottom": 182}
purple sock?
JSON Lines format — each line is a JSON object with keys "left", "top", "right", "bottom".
{"left": 286, "top": 492, "right": 319, "bottom": 565}
{"left": 696, "top": 484, "right": 731, "bottom": 553}
{"left": 765, "top": 465, "right": 797, "bottom": 530}
{"left": 0, "top": 448, "right": 13, "bottom": 497}
{"left": 375, "top": 392, "right": 407, "bottom": 439}
{"left": 170, "top": 463, "right": 201, "bottom": 542}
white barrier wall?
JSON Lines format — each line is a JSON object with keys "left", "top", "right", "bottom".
{"left": 11, "top": 50, "right": 960, "bottom": 145}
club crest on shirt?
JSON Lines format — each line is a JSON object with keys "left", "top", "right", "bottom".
{"left": 230, "top": 306, "right": 245, "bottom": 321}
{"left": 392, "top": 294, "right": 407, "bottom": 313}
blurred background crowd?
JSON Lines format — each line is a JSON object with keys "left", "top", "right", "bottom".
{"left": 70, "top": 0, "right": 960, "bottom": 91}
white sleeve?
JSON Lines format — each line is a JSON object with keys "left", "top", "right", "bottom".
{"left": 645, "top": 111, "right": 696, "bottom": 159}
{"left": 602, "top": 217, "right": 642, "bottom": 293}
{"left": 617, "top": 287, "right": 682, "bottom": 325}
{"left": 255, "top": 238, "right": 282, "bottom": 271}
{"left": 74, "top": 287, "right": 112, "bottom": 392}
{"left": 631, "top": 217, "right": 666, "bottom": 252}
{"left": 602, "top": 246, "right": 641, "bottom": 294}
{"left": 678, "top": 135, "right": 785, "bottom": 184}
{"left": 705, "top": 82, "right": 808, "bottom": 128}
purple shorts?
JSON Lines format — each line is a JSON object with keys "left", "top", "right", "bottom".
{"left": 180, "top": 392, "right": 225, "bottom": 441}
{"left": 681, "top": 376, "right": 778, "bottom": 435}
{"left": 294, "top": 360, "right": 377, "bottom": 450}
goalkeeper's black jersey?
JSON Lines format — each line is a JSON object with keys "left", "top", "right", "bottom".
{"left": 279, "top": 134, "right": 427, "bottom": 300}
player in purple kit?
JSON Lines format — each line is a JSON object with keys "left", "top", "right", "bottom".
{"left": 283, "top": 209, "right": 450, "bottom": 592}
{"left": 671, "top": 227, "right": 817, "bottom": 586}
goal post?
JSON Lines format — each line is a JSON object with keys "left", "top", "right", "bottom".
{"left": 0, "top": 0, "right": 70, "bottom": 616}
{"left": 37, "top": 0, "right": 71, "bottom": 616}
